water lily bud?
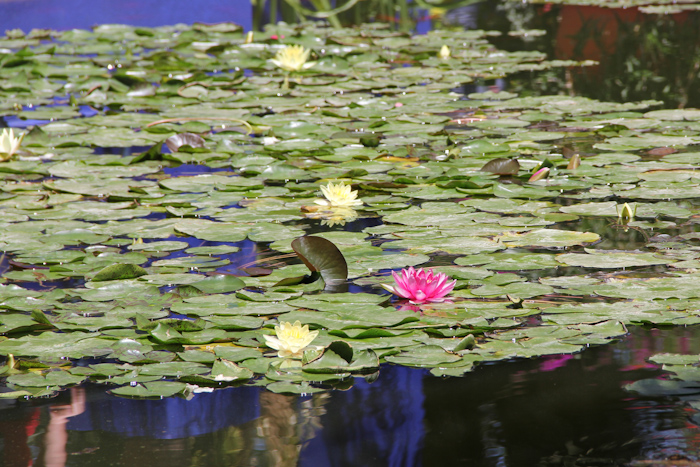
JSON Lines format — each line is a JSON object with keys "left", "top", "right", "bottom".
{"left": 618, "top": 202, "right": 635, "bottom": 220}
{"left": 567, "top": 153, "right": 581, "bottom": 170}
{"left": 438, "top": 45, "right": 451, "bottom": 59}
{"left": 528, "top": 167, "right": 550, "bottom": 182}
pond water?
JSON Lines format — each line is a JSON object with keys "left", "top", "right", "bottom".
{"left": 2, "top": 1, "right": 700, "bottom": 466}
{"left": 2, "top": 325, "right": 698, "bottom": 466}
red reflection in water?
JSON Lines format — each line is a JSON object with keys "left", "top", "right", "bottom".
{"left": 0, "top": 408, "right": 39, "bottom": 467}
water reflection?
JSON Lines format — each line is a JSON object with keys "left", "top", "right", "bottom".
{"left": 423, "top": 327, "right": 700, "bottom": 466}
{"left": 0, "top": 327, "right": 695, "bottom": 465}
{"left": 300, "top": 367, "right": 424, "bottom": 467}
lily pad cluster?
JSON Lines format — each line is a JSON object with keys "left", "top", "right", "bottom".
{"left": 513, "top": 0, "right": 700, "bottom": 14}
{"left": 0, "top": 22, "right": 698, "bottom": 398}
{"left": 626, "top": 352, "right": 700, "bottom": 427}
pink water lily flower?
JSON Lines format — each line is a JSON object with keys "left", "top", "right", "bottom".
{"left": 381, "top": 267, "right": 456, "bottom": 304}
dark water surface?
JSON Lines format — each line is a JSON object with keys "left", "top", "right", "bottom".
{"left": 3, "top": 1, "right": 700, "bottom": 466}
{"left": 1, "top": 326, "right": 697, "bottom": 466}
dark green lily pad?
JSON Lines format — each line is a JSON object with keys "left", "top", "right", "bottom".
{"left": 91, "top": 263, "right": 148, "bottom": 281}
{"left": 291, "top": 235, "right": 348, "bottom": 285}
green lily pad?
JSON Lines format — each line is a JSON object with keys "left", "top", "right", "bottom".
{"left": 111, "top": 381, "right": 188, "bottom": 398}
{"left": 496, "top": 229, "right": 600, "bottom": 248}
{"left": 556, "top": 250, "right": 674, "bottom": 268}
{"left": 384, "top": 345, "right": 462, "bottom": 367}
{"left": 91, "top": 263, "right": 148, "bottom": 281}
{"left": 190, "top": 275, "right": 246, "bottom": 293}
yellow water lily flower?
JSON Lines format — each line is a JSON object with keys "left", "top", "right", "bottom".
{"left": 315, "top": 181, "right": 363, "bottom": 207}
{"left": 438, "top": 45, "right": 451, "bottom": 59}
{"left": 263, "top": 320, "right": 319, "bottom": 359}
{"left": 270, "top": 45, "right": 316, "bottom": 72}
{"left": 0, "top": 128, "right": 23, "bottom": 160}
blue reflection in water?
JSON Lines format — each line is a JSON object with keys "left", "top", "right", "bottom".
{"left": 3, "top": 114, "right": 50, "bottom": 128}
{"left": 0, "top": 0, "right": 253, "bottom": 32}
{"left": 93, "top": 146, "right": 151, "bottom": 156}
{"left": 43, "top": 366, "right": 425, "bottom": 466}
{"left": 162, "top": 164, "right": 233, "bottom": 177}
{"left": 67, "top": 386, "right": 261, "bottom": 439}
{"left": 301, "top": 366, "right": 425, "bottom": 467}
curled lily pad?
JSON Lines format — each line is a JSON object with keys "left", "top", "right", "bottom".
{"left": 481, "top": 158, "right": 520, "bottom": 175}
{"left": 165, "top": 133, "right": 206, "bottom": 152}
{"left": 291, "top": 235, "right": 348, "bottom": 285}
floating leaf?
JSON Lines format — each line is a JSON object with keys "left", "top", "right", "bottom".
{"left": 190, "top": 275, "right": 246, "bottom": 294}
{"left": 91, "top": 263, "right": 148, "bottom": 281}
{"left": 556, "top": 250, "right": 672, "bottom": 268}
{"left": 384, "top": 345, "right": 461, "bottom": 367}
{"left": 209, "top": 358, "right": 254, "bottom": 381}
{"left": 111, "top": 381, "right": 188, "bottom": 399}
{"left": 303, "top": 341, "right": 379, "bottom": 374}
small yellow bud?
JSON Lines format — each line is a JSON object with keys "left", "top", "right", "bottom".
{"left": 567, "top": 153, "right": 581, "bottom": 170}
{"left": 438, "top": 45, "right": 451, "bottom": 59}
{"left": 618, "top": 202, "right": 635, "bottom": 220}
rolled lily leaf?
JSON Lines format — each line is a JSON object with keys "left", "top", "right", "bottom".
{"left": 165, "top": 133, "right": 206, "bottom": 152}
{"left": 567, "top": 153, "right": 581, "bottom": 169}
{"left": 291, "top": 235, "right": 348, "bottom": 285}
{"left": 480, "top": 158, "right": 520, "bottom": 175}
